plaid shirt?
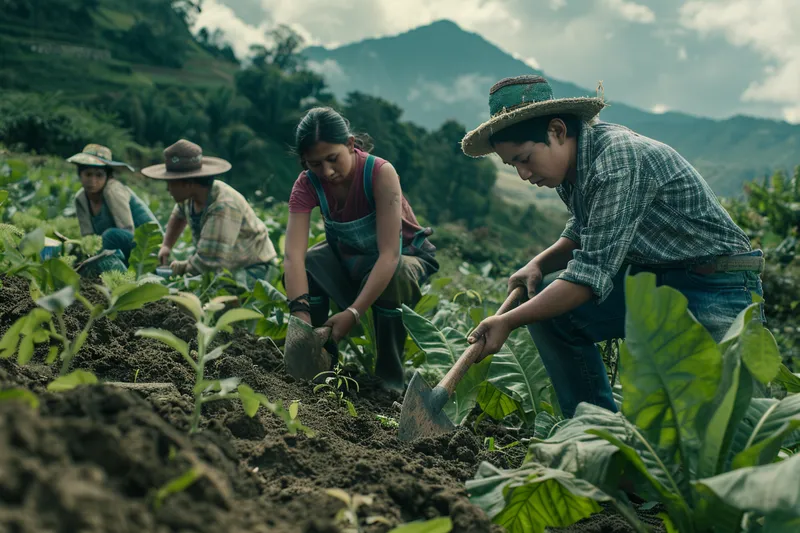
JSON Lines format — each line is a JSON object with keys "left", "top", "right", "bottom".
{"left": 556, "top": 121, "right": 752, "bottom": 303}
{"left": 172, "top": 181, "right": 277, "bottom": 274}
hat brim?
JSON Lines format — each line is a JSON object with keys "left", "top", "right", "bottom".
{"left": 461, "top": 97, "right": 607, "bottom": 157}
{"left": 140, "top": 156, "right": 232, "bottom": 180}
{"left": 67, "top": 153, "right": 134, "bottom": 171}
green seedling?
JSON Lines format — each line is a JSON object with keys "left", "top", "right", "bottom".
{"left": 0, "top": 279, "right": 168, "bottom": 376}
{"left": 326, "top": 489, "right": 391, "bottom": 532}
{"left": 137, "top": 292, "right": 314, "bottom": 436}
{"left": 376, "top": 414, "right": 399, "bottom": 428}
{"left": 314, "top": 364, "right": 359, "bottom": 418}
{"left": 483, "top": 436, "right": 521, "bottom": 452}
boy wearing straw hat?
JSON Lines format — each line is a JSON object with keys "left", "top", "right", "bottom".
{"left": 141, "top": 139, "right": 277, "bottom": 285}
{"left": 462, "top": 75, "right": 765, "bottom": 418}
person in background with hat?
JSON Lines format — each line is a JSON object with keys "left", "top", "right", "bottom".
{"left": 68, "top": 143, "right": 162, "bottom": 263}
{"left": 142, "top": 139, "right": 277, "bottom": 285}
{"left": 461, "top": 75, "right": 765, "bottom": 418}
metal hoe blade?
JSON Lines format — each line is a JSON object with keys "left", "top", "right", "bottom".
{"left": 283, "top": 315, "right": 332, "bottom": 381}
{"left": 397, "top": 371, "right": 455, "bottom": 442}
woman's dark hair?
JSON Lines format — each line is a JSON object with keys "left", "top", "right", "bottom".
{"left": 489, "top": 113, "right": 582, "bottom": 147}
{"left": 76, "top": 164, "right": 113, "bottom": 179}
{"left": 294, "top": 107, "right": 373, "bottom": 167}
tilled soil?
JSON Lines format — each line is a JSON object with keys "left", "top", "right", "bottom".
{"left": 0, "top": 275, "right": 664, "bottom": 533}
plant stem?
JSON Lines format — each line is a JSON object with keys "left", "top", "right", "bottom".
{"left": 55, "top": 311, "right": 73, "bottom": 375}
{"left": 190, "top": 327, "right": 207, "bottom": 434}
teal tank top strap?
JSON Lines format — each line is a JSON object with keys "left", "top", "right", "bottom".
{"left": 305, "top": 170, "right": 332, "bottom": 219}
{"left": 362, "top": 154, "right": 376, "bottom": 211}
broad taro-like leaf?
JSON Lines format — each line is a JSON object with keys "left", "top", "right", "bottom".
{"left": 533, "top": 411, "right": 562, "bottom": 440}
{"left": 401, "top": 304, "right": 459, "bottom": 374}
{"left": 620, "top": 272, "right": 721, "bottom": 478}
{"left": 401, "top": 305, "right": 496, "bottom": 425}
{"left": 0, "top": 189, "right": 8, "bottom": 205}
{"left": 478, "top": 382, "right": 521, "bottom": 422}
{"left": 695, "top": 452, "right": 800, "bottom": 523}
{"left": 774, "top": 364, "right": 800, "bottom": 393}
{"left": 698, "top": 341, "right": 754, "bottom": 479}
{"left": 467, "top": 462, "right": 614, "bottom": 533}
{"left": 413, "top": 294, "right": 439, "bottom": 317}
{"left": 486, "top": 337, "right": 549, "bottom": 417}
{"left": 730, "top": 393, "right": 800, "bottom": 469}
{"left": 526, "top": 403, "right": 688, "bottom": 504}
{"left": 47, "top": 370, "right": 98, "bottom": 392}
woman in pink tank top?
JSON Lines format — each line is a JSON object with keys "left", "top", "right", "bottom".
{"left": 284, "top": 107, "right": 439, "bottom": 391}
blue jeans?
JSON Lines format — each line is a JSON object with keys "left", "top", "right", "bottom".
{"left": 528, "top": 252, "right": 765, "bottom": 418}
{"left": 101, "top": 228, "right": 135, "bottom": 263}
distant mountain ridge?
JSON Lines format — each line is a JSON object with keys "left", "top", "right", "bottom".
{"left": 302, "top": 20, "right": 800, "bottom": 197}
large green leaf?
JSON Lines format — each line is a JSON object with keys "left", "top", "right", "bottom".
{"left": 0, "top": 388, "right": 39, "bottom": 409}
{"left": 387, "top": 517, "right": 452, "bottom": 533}
{"left": 620, "top": 272, "right": 721, "bottom": 478}
{"left": 47, "top": 370, "right": 98, "bottom": 392}
{"left": 774, "top": 364, "right": 800, "bottom": 393}
{"left": 135, "top": 328, "right": 194, "bottom": 369}
{"left": 737, "top": 319, "right": 782, "bottom": 385}
{"left": 730, "top": 393, "right": 800, "bottom": 469}
{"left": 128, "top": 222, "right": 162, "bottom": 280}
{"left": 401, "top": 304, "right": 459, "bottom": 376}
{"left": 42, "top": 257, "right": 80, "bottom": 291}
{"left": 486, "top": 337, "right": 549, "bottom": 417}
{"left": 165, "top": 292, "right": 203, "bottom": 322}
{"left": 527, "top": 402, "right": 688, "bottom": 504}
{"left": 467, "top": 462, "right": 616, "bottom": 533}
{"left": 36, "top": 286, "right": 76, "bottom": 313}
{"left": 112, "top": 283, "right": 169, "bottom": 312}
{"left": 695, "top": 452, "right": 800, "bottom": 521}
{"left": 477, "top": 382, "right": 520, "bottom": 422}
{"left": 215, "top": 308, "right": 263, "bottom": 330}
{"left": 698, "top": 343, "right": 754, "bottom": 479}
{"left": 18, "top": 227, "right": 44, "bottom": 257}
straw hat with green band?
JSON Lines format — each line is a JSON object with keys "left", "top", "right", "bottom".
{"left": 66, "top": 144, "right": 134, "bottom": 171}
{"left": 461, "top": 75, "right": 608, "bottom": 158}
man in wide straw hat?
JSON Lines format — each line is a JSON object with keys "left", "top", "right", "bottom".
{"left": 142, "top": 139, "right": 277, "bottom": 285}
{"left": 462, "top": 75, "right": 765, "bottom": 418}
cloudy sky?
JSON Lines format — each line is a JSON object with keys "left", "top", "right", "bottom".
{"left": 194, "top": 0, "right": 800, "bottom": 123}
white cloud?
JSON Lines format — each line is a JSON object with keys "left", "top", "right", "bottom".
{"left": 549, "top": 0, "right": 567, "bottom": 10}
{"left": 409, "top": 74, "right": 494, "bottom": 106}
{"left": 306, "top": 59, "right": 346, "bottom": 82}
{"left": 783, "top": 106, "right": 800, "bottom": 124}
{"left": 193, "top": 0, "right": 270, "bottom": 59}
{"left": 601, "top": 0, "right": 656, "bottom": 24}
{"left": 680, "top": 0, "right": 800, "bottom": 119}
{"left": 678, "top": 46, "right": 688, "bottom": 60}
{"left": 513, "top": 52, "right": 541, "bottom": 70}
{"left": 652, "top": 103, "right": 669, "bottom": 114}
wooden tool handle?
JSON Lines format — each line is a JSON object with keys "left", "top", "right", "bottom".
{"left": 437, "top": 287, "right": 526, "bottom": 395}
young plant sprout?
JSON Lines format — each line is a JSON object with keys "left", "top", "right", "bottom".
{"left": 137, "top": 291, "right": 314, "bottom": 435}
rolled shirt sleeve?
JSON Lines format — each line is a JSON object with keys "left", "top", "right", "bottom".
{"left": 560, "top": 215, "right": 581, "bottom": 244}
{"left": 557, "top": 146, "right": 658, "bottom": 304}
